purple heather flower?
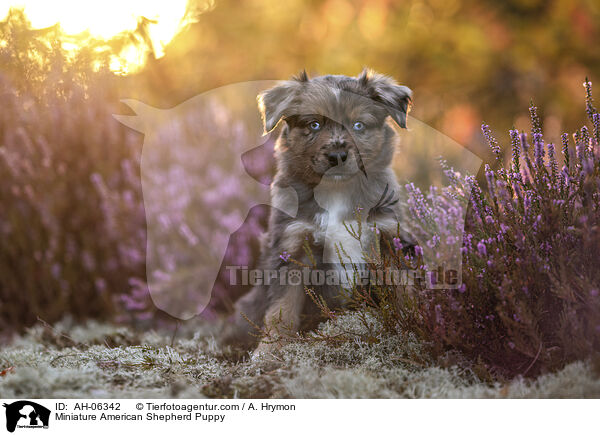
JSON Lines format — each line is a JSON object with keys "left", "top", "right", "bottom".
{"left": 533, "top": 132, "right": 544, "bottom": 168}
{"left": 405, "top": 183, "right": 432, "bottom": 222}
{"left": 509, "top": 129, "right": 521, "bottom": 174}
{"left": 524, "top": 195, "right": 531, "bottom": 215}
{"left": 279, "top": 251, "right": 291, "bottom": 262}
{"left": 477, "top": 241, "right": 487, "bottom": 256}
{"left": 458, "top": 283, "right": 467, "bottom": 293}
{"left": 547, "top": 141, "right": 558, "bottom": 182}
{"left": 508, "top": 342, "right": 516, "bottom": 349}
{"left": 464, "top": 233, "right": 473, "bottom": 250}
{"left": 520, "top": 132, "right": 529, "bottom": 153}
{"left": 512, "top": 180, "right": 522, "bottom": 199}
{"left": 582, "top": 157, "right": 594, "bottom": 176}
{"left": 441, "top": 160, "right": 460, "bottom": 186}
{"left": 414, "top": 245, "right": 423, "bottom": 256}
{"left": 392, "top": 237, "right": 403, "bottom": 251}
{"left": 485, "top": 164, "right": 496, "bottom": 198}
{"left": 575, "top": 130, "right": 586, "bottom": 162}
{"left": 561, "top": 133, "right": 571, "bottom": 170}
{"left": 51, "top": 263, "right": 61, "bottom": 278}
{"left": 592, "top": 113, "right": 600, "bottom": 141}
{"left": 584, "top": 79, "right": 595, "bottom": 121}
{"left": 542, "top": 241, "right": 552, "bottom": 254}
{"left": 95, "top": 278, "right": 107, "bottom": 293}
{"left": 466, "top": 176, "right": 484, "bottom": 220}
{"left": 482, "top": 123, "right": 501, "bottom": 161}
{"left": 520, "top": 168, "right": 531, "bottom": 185}
{"left": 529, "top": 102, "right": 542, "bottom": 136}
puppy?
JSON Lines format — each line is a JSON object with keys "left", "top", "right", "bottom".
{"left": 222, "top": 69, "right": 415, "bottom": 353}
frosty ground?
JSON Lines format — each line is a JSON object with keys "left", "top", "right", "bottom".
{"left": 1, "top": 312, "right": 598, "bottom": 399}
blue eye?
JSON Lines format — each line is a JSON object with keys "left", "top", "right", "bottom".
{"left": 353, "top": 121, "right": 365, "bottom": 131}
{"left": 309, "top": 121, "right": 321, "bottom": 131}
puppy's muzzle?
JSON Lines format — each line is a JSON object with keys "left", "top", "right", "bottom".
{"left": 327, "top": 150, "right": 348, "bottom": 167}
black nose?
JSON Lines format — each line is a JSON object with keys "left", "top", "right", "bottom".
{"left": 327, "top": 151, "right": 348, "bottom": 167}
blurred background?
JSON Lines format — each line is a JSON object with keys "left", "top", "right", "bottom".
{"left": 0, "top": 0, "right": 599, "bottom": 334}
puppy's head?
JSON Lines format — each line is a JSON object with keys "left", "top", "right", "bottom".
{"left": 258, "top": 69, "right": 412, "bottom": 185}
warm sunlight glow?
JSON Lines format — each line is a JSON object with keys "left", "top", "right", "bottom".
{"left": 1, "top": 0, "right": 193, "bottom": 74}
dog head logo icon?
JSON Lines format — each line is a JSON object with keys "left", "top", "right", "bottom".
{"left": 3, "top": 401, "right": 50, "bottom": 432}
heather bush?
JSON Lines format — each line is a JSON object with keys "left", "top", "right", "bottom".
{"left": 0, "top": 11, "right": 147, "bottom": 332}
{"left": 0, "top": 11, "right": 271, "bottom": 331}
{"left": 351, "top": 80, "right": 600, "bottom": 379}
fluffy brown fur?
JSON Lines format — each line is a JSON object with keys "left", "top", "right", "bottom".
{"left": 221, "top": 69, "right": 414, "bottom": 354}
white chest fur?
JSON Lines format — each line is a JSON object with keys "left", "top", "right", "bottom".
{"left": 313, "top": 185, "right": 373, "bottom": 266}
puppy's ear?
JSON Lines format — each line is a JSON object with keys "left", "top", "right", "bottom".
{"left": 258, "top": 72, "right": 308, "bottom": 133}
{"left": 358, "top": 68, "right": 412, "bottom": 128}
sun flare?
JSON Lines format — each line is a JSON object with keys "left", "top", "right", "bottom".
{"left": 1, "top": 0, "right": 194, "bottom": 74}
